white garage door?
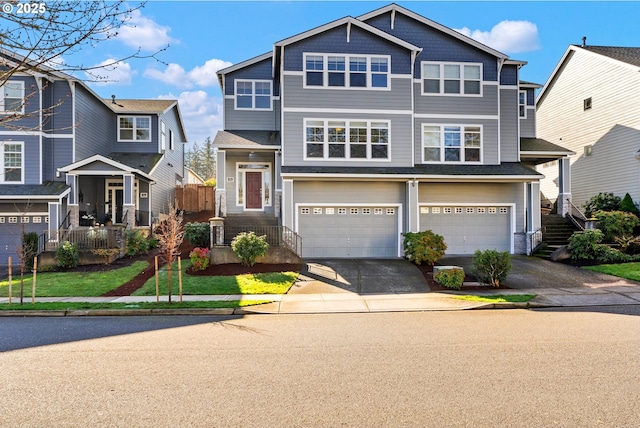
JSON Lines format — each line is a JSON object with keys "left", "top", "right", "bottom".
{"left": 419, "top": 206, "right": 511, "bottom": 254}
{"left": 298, "top": 206, "right": 400, "bottom": 258}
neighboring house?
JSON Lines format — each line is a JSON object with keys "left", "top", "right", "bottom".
{"left": 214, "top": 3, "right": 569, "bottom": 258}
{"left": 184, "top": 168, "right": 206, "bottom": 185}
{"left": 536, "top": 42, "right": 640, "bottom": 213}
{"left": 0, "top": 50, "right": 187, "bottom": 264}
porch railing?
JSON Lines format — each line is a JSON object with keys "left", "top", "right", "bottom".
{"left": 218, "top": 225, "right": 303, "bottom": 257}
{"left": 567, "top": 200, "right": 587, "bottom": 231}
{"left": 42, "top": 226, "right": 126, "bottom": 252}
{"left": 529, "top": 228, "right": 544, "bottom": 255}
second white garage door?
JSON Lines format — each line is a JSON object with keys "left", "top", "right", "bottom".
{"left": 297, "top": 205, "right": 401, "bottom": 258}
{"left": 419, "top": 205, "right": 512, "bottom": 254}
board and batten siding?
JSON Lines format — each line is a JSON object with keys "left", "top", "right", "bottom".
{"left": 499, "top": 87, "right": 519, "bottom": 162}
{"left": 537, "top": 48, "right": 640, "bottom": 209}
{"left": 418, "top": 182, "right": 525, "bottom": 233}
{"left": 283, "top": 111, "right": 413, "bottom": 167}
{"left": 414, "top": 118, "right": 499, "bottom": 165}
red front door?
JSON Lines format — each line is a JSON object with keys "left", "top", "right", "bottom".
{"left": 245, "top": 171, "right": 263, "bottom": 209}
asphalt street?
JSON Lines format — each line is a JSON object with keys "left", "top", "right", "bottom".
{"left": 2, "top": 309, "right": 639, "bottom": 427}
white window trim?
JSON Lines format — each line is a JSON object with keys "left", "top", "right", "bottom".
{"left": 118, "top": 116, "right": 152, "bottom": 142}
{"left": 169, "top": 130, "right": 175, "bottom": 150}
{"left": 160, "top": 121, "right": 166, "bottom": 151}
{"left": 235, "top": 162, "right": 273, "bottom": 211}
{"left": 304, "top": 118, "right": 391, "bottom": 162}
{"left": 421, "top": 123, "right": 483, "bottom": 164}
{"left": 421, "top": 61, "right": 483, "bottom": 97}
{"left": 303, "top": 53, "right": 391, "bottom": 90}
{"left": 0, "top": 81, "right": 25, "bottom": 114}
{"left": 234, "top": 79, "right": 273, "bottom": 111}
{"left": 519, "top": 90, "right": 527, "bottom": 119}
{"left": 0, "top": 141, "right": 24, "bottom": 184}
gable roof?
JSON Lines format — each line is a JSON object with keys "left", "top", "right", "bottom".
{"left": 213, "top": 130, "right": 280, "bottom": 149}
{"left": 537, "top": 44, "right": 640, "bottom": 105}
{"left": 57, "top": 154, "right": 155, "bottom": 182}
{"left": 357, "top": 3, "right": 508, "bottom": 60}
{"left": 216, "top": 51, "right": 273, "bottom": 91}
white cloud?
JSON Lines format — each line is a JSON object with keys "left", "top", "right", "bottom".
{"left": 118, "top": 9, "right": 174, "bottom": 51}
{"left": 455, "top": 20, "right": 540, "bottom": 54}
{"left": 86, "top": 59, "right": 135, "bottom": 86}
{"left": 144, "top": 58, "right": 232, "bottom": 89}
{"left": 158, "top": 91, "right": 223, "bottom": 144}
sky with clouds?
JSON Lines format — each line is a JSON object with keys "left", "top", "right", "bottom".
{"left": 67, "top": 1, "right": 640, "bottom": 147}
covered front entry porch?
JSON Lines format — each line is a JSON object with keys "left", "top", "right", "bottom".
{"left": 57, "top": 155, "right": 155, "bottom": 229}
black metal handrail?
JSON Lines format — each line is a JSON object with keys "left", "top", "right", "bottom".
{"left": 567, "top": 200, "right": 586, "bottom": 231}
{"left": 220, "top": 225, "right": 302, "bottom": 257}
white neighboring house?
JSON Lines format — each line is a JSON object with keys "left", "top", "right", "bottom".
{"left": 536, "top": 43, "right": 640, "bottom": 212}
{"left": 184, "top": 168, "right": 205, "bottom": 185}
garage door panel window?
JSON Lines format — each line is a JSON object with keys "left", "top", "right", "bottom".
{"left": 422, "top": 124, "right": 482, "bottom": 163}
{"left": 305, "top": 119, "right": 390, "bottom": 161}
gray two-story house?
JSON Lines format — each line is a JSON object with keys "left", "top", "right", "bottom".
{"left": 0, "top": 51, "right": 187, "bottom": 264}
{"left": 214, "top": 3, "right": 569, "bottom": 258}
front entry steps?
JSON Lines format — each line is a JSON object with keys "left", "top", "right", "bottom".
{"left": 534, "top": 214, "right": 580, "bottom": 259}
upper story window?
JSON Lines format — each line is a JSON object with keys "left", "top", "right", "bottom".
{"left": 118, "top": 116, "right": 151, "bottom": 142}
{"left": 160, "top": 121, "right": 166, "bottom": 151}
{"left": 305, "top": 119, "right": 389, "bottom": 160}
{"left": 422, "top": 62, "right": 482, "bottom": 96}
{"left": 1, "top": 81, "right": 25, "bottom": 114}
{"left": 304, "top": 53, "right": 390, "bottom": 89}
{"left": 235, "top": 80, "right": 272, "bottom": 110}
{"left": 1, "top": 141, "right": 23, "bottom": 183}
{"left": 422, "top": 124, "right": 482, "bottom": 163}
{"left": 519, "top": 91, "right": 527, "bottom": 118}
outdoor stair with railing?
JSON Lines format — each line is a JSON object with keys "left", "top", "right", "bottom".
{"left": 221, "top": 214, "right": 302, "bottom": 257}
{"left": 534, "top": 214, "right": 581, "bottom": 259}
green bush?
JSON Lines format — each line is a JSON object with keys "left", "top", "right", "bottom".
{"left": 619, "top": 193, "right": 639, "bottom": 215}
{"left": 402, "top": 230, "right": 447, "bottom": 265}
{"left": 184, "top": 222, "right": 210, "bottom": 248}
{"left": 55, "top": 241, "right": 79, "bottom": 269}
{"left": 23, "top": 232, "right": 38, "bottom": 267}
{"left": 434, "top": 268, "right": 465, "bottom": 290}
{"left": 189, "top": 247, "right": 210, "bottom": 271}
{"left": 584, "top": 192, "right": 620, "bottom": 217}
{"left": 231, "top": 232, "right": 268, "bottom": 266}
{"left": 594, "top": 245, "right": 635, "bottom": 263}
{"left": 567, "top": 229, "right": 604, "bottom": 260}
{"left": 471, "top": 249, "right": 511, "bottom": 287}
{"left": 593, "top": 210, "right": 639, "bottom": 241}
{"left": 125, "top": 229, "right": 150, "bottom": 256}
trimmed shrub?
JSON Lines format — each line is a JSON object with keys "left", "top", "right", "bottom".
{"left": 593, "top": 210, "right": 639, "bottom": 241}
{"left": 567, "top": 229, "right": 604, "bottom": 260}
{"left": 55, "top": 241, "right": 79, "bottom": 269}
{"left": 184, "top": 222, "right": 211, "bottom": 248}
{"left": 231, "top": 232, "right": 268, "bottom": 267}
{"left": 619, "top": 193, "right": 639, "bottom": 215}
{"left": 471, "top": 249, "right": 511, "bottom": 287}
{"left": 189, "top": 247, "right": 210, "bottom": 271}
{"left": 434, "top": 268, "right": 465, "bottom": 290}
{"left": 584, "top": 192, "right": 620, "bottom": 217}
{"left": 402, "top": 230, "right": 447, "bottom": 265}
{"left": 125, "top": 229, "right": 150, "bottom": 256}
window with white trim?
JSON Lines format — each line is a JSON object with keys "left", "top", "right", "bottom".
{"left": 22, "top": 216, "right": 29, "bottom": 223}
{"left": 313, "top": 208, "right": 323, "bottom": 214}
{"left": 374, "top": 208, "right": 383, "bottom": 215}
{"left": 8, "top": 217, "right": 17, "bottom": 223}
{"left": 33, "top": 216, "right": 42, "bottom": 223}
{"left": 338, "top": 208, "right": 347, "bottom": 215}
{"left": 118, "top": 116, "right": 151, "bottom": 142}
{"left": 304, "top": 53, "right": 390, "bottom": 89}
{"left": 1, "top": 141, "right": 23, "bottom": 183}
{"left": 422, "top": 62, "right": 482, "bottom": 95}
{"left": 386, "top": 208, "right": 395, "bottom": 215}
{"left": 0, "top": 217, "right": 4, "bottom": 223}
{"left": 235, "top": 79, "right": 272, "bottom": 110}
{"left": 477, "top": 207, "right": 486, "bottom": 214}
{"left": 305, "top": 119, "right": 389, "bottom": 160}
{"left": 161, "top": 121, "right": 166, "bottom": 151}
{"left": 422, "top": 124, "right": 481, "bottom": 163}
{"left": 169, "top": 130, "right": 175, "bottom": 150}
{"left": 1, "top": 81, "right": 25, "bottom": 113}
{"left": 519, "top": 91, "right": 527, "bottom": 118}
{"left": 301, "top": 208, "right": 310, "bottom": 215}
{"left": 350, "top": 208, "right": 359, "bottom": 215}
{"left": 489, "top": 207, "right": 497, "bottom": 214}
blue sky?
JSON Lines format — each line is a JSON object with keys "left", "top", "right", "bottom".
{"left": 70, "top": 1, "right": 640, "bottom": 146}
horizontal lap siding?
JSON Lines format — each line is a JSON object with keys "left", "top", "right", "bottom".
{"left": 414, "top": 83, "right": 499, "bottom": 116}
{"left": 283, "top": 111, "right": 413, "bottom": 167}
{"left": 418, "top": 182, "right": 524, "bottom": 232}
{"left": 537, "top": 49, "right": 640, "bottom": 208}
{"left": 75, "top": 85, "right": 114, "bottom": 159}
{"left": 293, "top": 181, "right": 405, "bottom": 204}
{"left": 224, "top": 98, "right": 281, "bottom": 131}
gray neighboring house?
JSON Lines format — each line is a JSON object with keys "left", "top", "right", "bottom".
{"left": 0, "top": 51, "right": 187, "bottom": 265}
{"left": 213, "top": 3, "right": 570, "bottom": 258}
{"left": 537, "top": 43, "right": 640, "bottom": 213}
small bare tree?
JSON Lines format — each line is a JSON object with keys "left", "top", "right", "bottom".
{"left": 156, "top": 200, "right": 184, "bottom": 304}
{"left": 11, "top": 204, "right": 38, "bottom": 305}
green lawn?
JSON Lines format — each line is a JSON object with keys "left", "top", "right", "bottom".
{"left": 584, "top": 262, "right": 640, "bottom": 281}
{"left": 0, "top": 261, "right": 150, "bottom": 297}
{"left": 0, "top": 300, "right": 272, "bottom": 311}
{"left": 452, "top": 294, "right": 536, "bottom": 303}
{"left": 133, "top": 260, "right": 299, "bottom": 295}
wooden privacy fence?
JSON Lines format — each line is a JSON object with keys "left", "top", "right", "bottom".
{"left": 176, "top": 185, "right": 215, "bottom": 212}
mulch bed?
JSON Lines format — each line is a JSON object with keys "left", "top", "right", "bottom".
{"left": 414, "top": 262, "right": 511, "bottom": 292}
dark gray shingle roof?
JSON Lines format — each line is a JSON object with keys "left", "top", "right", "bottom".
{"left": 581, "top": 45, "right": 640, "bottom": 68}
{"left": 0, "top": 181, "right": 69, "bottom": 197}
{"left": 109, "top": 153, "right": 163, "bottom": 175}
{"left": 520, "top": 138, "right": 573, "bottom": 154}
{"left": 213, "top": 130, "right": 280, "bottom": 148}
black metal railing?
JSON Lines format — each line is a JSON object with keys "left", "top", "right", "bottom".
{"left": 529, "top": 228, "right": 544, "bottom": 255}
{"left": 567, "top": 200, "right": 587, "bottom": 231}
{"left": 217, "top": 225, "right": 302, "bottom": 257}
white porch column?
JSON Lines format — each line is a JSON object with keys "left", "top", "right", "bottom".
{"left": 526, "top": 182, "right": 542, "bottom": 255}
{"left": 558, "top": 157, "right": 572, "bottom": 217}
{"left": 406, "top": 179, "right": 419, "bottom": 233}
{"left": 65, "top": 174, "right": 79, "bottom": 227}
{"left": 123, "top": 174, "right": 135, "bottom": 228}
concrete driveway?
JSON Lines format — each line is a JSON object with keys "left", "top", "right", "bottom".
{"left": 288, "top": 259, "right": 429, "bottom": 295}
